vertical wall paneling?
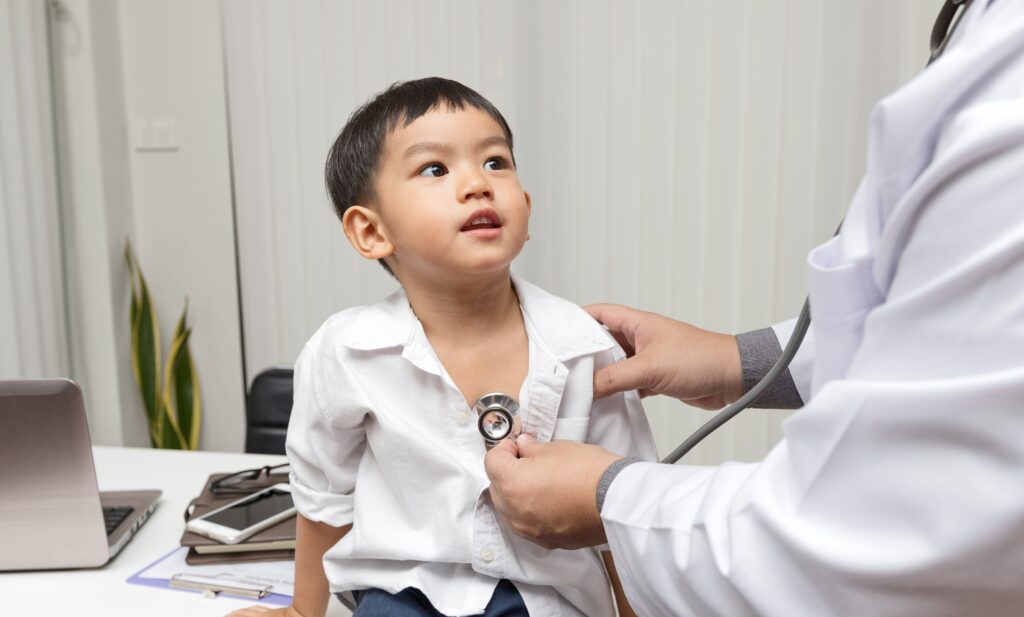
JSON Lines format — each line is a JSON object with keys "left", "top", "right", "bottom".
{"left": 115, "top": 0, "right": 246, "bottom": 449}
{"left": 222, "top": 0, "right": 936, "bottom": 463}
{"left": 0, "top": 0, "right": 69, "bottom": 380}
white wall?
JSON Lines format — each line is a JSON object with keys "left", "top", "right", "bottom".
{"left": 49, "top": 0, "right": 246, "bottom": 450}
{"left": 49, "top": 0, "right": 141, "bottom": 446}
{"left": 116, "top": 0, "right": 246, "bottom": 451}
{"left": 222, "top": 0, "right": 938, "bottom": 463}
{"left": 0, "top": 0, "right": 69, "bottom": 381}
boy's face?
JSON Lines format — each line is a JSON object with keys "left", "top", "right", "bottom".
{"left": 350, "top": 106, "right": 531, "bottom": 282}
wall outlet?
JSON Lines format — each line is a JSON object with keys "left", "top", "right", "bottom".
{"left": 132, "top": 118, "right": 179, "bottom": 152}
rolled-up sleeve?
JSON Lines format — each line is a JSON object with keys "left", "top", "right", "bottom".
{"left": 286, "top": 343, "right": 367, "bottom": 527}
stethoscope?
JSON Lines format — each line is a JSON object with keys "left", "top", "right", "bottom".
{"left": 476, "top": 0, "right": 975, "bottom": 460}
{"left": 474, "top": 392, "right": 522, "bottom": 448}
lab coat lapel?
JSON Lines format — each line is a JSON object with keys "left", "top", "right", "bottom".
{"left": 865, "top": 0, "right": 1020, "bottom": 247}
{"left": 805, "top": 0, "right": 1023, "bottom": 395}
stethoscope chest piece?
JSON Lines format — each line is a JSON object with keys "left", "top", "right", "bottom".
{"left": 473, "top": 392, "right": 522, "bottom": 448}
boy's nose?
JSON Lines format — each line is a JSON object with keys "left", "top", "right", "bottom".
{"left": 459, "top": 169, "right": 493, "bottom": 202}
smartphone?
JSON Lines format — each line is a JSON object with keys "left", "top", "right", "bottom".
{"left": 185, "top": 483, "right": 296, "bottom": 544}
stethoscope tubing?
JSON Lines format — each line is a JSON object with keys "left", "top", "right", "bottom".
{"left": 660, "top": 298, "right": 811, "bottom": 464}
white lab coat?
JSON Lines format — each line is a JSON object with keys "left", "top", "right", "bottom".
{"left": 601, "top": 1, "right": 1024, "bottom": 615}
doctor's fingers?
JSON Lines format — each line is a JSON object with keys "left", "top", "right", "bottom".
{"left": 484, "top": 436, "right": 567, "bottom": 545}
{"left": 484, "top": 439, "right": 530, "bottom": 536}
{"left": 484, "top": 437, "right": 522, "bottom": 484}
{"left": 583, "top": 303, "right": 645, "bottom": 355}
{"left": 593, "top": 354, "right": 659, "bottom": 400}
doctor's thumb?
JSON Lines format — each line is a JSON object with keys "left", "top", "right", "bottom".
{"left": 484, "top": 437, "right": 520, "bottom": 484}
{"left": 593, "top": 356, "right": 649, "bottom": 400}
{"left": 515, "top": 433, "right": 539, "bottom": 456}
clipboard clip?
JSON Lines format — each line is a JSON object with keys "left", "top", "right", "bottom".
{"left": 169, "top": 573, "right": 273, "bottom": 599}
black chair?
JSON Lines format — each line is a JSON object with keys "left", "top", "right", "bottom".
{"left": 245, "top": 367, "right": 294, "bottom": 454}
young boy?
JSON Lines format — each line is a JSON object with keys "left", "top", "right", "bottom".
{"left": 231, "top": 77, "right": 656, "bottom": 617}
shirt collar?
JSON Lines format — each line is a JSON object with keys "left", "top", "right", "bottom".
{"left": 340, "top": 274, "right": 615, "bottom": 362}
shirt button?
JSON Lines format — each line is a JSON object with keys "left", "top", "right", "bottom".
{"left": 456, "top": 411, "right": 472, "bottom": 426}
{"left": 480, "top": 546, "right": 496, "bottom": 562}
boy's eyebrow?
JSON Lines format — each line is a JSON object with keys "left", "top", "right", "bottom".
{"left": 401, "top": 136, "right": 511, "bottom": 161}
{"left": 476, "top": 135, "right": 510, "bottom": 151}
{"left": 402, "top": 141, "right": 453, "bottom": 161}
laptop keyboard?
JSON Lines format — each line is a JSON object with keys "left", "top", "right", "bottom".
{"left": 103, "top": 506, "right": 134, "bottom": 535}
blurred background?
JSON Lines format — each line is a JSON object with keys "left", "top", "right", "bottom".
{"left": 1, "top": 0, "right": 937, "bottom": 462}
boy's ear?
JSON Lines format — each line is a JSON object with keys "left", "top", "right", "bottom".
{"left": 342, "top": 205, "right": 394, "bottom": 261}
{"left": 524, "top": 191, "right": 532, "bottom": 241}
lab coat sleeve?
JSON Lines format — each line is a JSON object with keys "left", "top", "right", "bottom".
{"left": 770, "top": 319, "right": 815, "bottom": 403}
{"left": 601, "top": 116, "right": 1024, "bottom": 616}
{"left": 285, "top": 342, "right": 367, "bottom": 528}
{"left": 736, "top": 327, "right": 805, "bottom": 408}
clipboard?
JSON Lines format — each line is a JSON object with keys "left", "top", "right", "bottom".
{"left": 127, "top": 547, "right": 293, "bottom": 605}
{"left": 169, "top": 573, "right": 274, "bottom": 599}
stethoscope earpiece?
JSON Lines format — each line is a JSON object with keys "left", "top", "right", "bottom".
{"left": 472, "top": 392, "right": 522, "bottom": 448}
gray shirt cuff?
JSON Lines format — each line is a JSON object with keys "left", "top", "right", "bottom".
{"left": 736, "top": 327, "right": 804, "bottom": 409}
{"left": 596, "top": 457, "right": 641, "bottom": 513}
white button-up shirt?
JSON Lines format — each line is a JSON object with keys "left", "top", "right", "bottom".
{"left": 602, "top": 2, "right": 1024, "bottom": 616}
{"left": 287, "top": 275, "right": 657, "bottom": 617}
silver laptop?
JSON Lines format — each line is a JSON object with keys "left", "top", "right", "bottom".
{"left": 0, "top": 379, "right": 161, "bottom": 570}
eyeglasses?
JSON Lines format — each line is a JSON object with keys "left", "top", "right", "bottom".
{"left": 209, "top": 462, "right": 291, "bottom": 495}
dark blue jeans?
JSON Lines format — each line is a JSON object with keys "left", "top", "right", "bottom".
{"left": 348, "top": 579, "right": 529, "bottom": 616}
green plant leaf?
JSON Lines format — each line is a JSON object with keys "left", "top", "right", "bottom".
{"left": 130, "top": 269, "right": 162, "bottom": 446}
{"left": 157, "top": 400, "right": 185, "bottom": 450}
{"left": 126, "top": 241, "right": 201, "bottom": 450}
{"left": 164, "top": 304, "right": 199, "bottom": 449}
{"left": 125, "top": 242, "right": 140, "bottom": 329}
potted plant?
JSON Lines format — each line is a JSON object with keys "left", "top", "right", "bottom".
{"left": 125, "top": 241, "right": 201, "bottom": 449}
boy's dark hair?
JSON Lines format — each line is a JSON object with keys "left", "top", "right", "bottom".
{"left": 325, "top": 77, "right": 516, "bottom": 276}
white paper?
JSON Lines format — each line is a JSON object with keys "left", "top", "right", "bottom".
{"left": 138, "top": 547, "right": 295, "bottom": 597}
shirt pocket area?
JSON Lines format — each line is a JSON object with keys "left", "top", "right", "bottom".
{"left": 551, "top": 417, "right": 590, "bottom": 442}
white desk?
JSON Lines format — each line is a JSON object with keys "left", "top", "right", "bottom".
{"left": 3, "top": 446, "right": 352, "bottom": 617}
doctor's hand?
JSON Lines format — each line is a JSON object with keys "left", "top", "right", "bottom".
{"left": 485, "top": 434, "right": 621, "bottom": 550}
{"left": 585, "top": 303, "right": 743, "bottom": 409}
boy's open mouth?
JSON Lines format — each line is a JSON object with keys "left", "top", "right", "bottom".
{"left": 460, "top": 209, "right": 502, "bottom": 232}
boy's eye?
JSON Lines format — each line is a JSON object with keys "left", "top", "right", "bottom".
{"left": 418, "top": 163, "right": 448, "bottom": 178}
{"left": 484, "top": 157, "right": 509, "bottom": 171}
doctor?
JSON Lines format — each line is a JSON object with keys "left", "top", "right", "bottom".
{"left": 485, "top": 0, "right": 1024, "bottom": 615}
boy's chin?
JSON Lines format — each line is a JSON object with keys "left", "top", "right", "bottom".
{"left": 443, "top": 258, "right": 517, "bottom": 281}
{"left": 451, "top": 249, "right": 524, "bottom": 275}
{"left": 456, "top": 262, "right": 516, "bottom": 278}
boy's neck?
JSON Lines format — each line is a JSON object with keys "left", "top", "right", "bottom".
{"left": 401, "top": 270, "right": 521, "bottom": 345}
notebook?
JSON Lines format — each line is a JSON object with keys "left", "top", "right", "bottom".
{"left": 180, "top": 471, "right": 296, "bottom": 565}
{"left": 0, "top": 379, "right": 161, "bottom": 570}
